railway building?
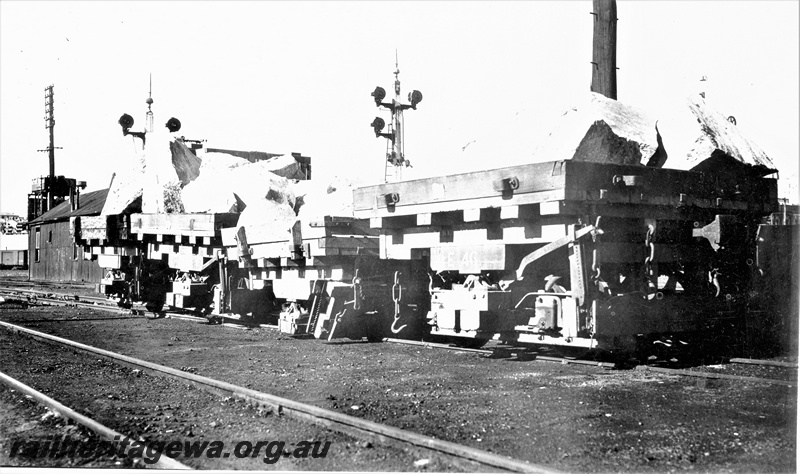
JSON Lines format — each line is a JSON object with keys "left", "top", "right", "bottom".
{"left": 26, "top": 188, "right": 112, "bottom": 282}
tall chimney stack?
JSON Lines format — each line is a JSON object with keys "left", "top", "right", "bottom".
{"left": 590, "top": 0, "right": 617, "bottom": 99}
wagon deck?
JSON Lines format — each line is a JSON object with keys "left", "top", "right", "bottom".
{"left": 354, "top": 160, "right": 777, "bottom": 219}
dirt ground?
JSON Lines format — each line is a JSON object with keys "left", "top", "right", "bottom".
{"left": 0, "top": 328, "right": 463, "bottom": 471}
{"left": 0, "top": 300, "right": 796, "bottom": 472}
{"left": 0, "top": 388, "right": 134, "bottom": 469}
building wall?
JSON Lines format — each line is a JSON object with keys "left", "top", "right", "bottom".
{"left": 28, "top": 220, "right": 104, "bottom": 282}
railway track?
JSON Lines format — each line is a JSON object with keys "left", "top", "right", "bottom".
{"left": 384, "top": 338, "right": 797, "bottom": 386}
{"left": 3, "top": 283, "right": 795, "bottom": 387}
{"left": 634, "top": 364, "right": 797, "bottom": 387}
{"left": 0, "top": 320, "right": 555, "bottom": 473}
{"left": 0, "top": 286, "right": 137, "bottom": 315}
{"left": 384, "top": 338, "right": 617, "bottom": 368}
{"left": 0, "top": 370, "right": 190, "bottom": 469}
{"left": 1, "top": 280, "right": 795, "bottom": 472}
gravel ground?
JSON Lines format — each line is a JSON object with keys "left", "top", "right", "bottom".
{"left": 0, "top": 302, "right": 795, "bottom": 473}
{"left": 0, "top": 387, "right": 132, "bottom": 468}
{"left": 0, "top": 330, "right": 470, "bottom": 471}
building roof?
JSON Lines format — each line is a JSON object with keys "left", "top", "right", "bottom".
{"left": 28, "top": 188, "right": 109, "bottom": 225}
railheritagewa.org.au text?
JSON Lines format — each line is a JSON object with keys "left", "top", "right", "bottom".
{"left": 9, "top": 435, "right": 332, "bottom": 465}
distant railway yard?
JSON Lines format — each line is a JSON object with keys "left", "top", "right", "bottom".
{"left": 0, "top": 273, "right": 795, "bottom": 472}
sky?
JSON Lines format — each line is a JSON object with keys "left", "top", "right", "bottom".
{"left": 1, "top": 1, "right": 798, "bottom": 218}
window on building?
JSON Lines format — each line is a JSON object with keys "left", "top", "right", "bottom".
{"left": 48, "top": 230, "right": 52, "bottom": 243}
{"left": 35, "top": 228, "right": 40, "bottom": 262}
{"left": 73, "top": 243, "right": 79, "bottom": 260}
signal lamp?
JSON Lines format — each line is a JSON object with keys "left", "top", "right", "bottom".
{"left": 371, "top": 117, "right": 386, "bottom": 136}
{"left": 118, "top": 113, "right": 134, "bottom": 132}
{"left": 165, "top": 117, "right": 182, "bottom": 133}
{"left": 371, "top": 86, "right": 386, "bottom": 106}
{"left": 118, "top": 112, "right": 146, "bottom": 145}
{"left": 408, "top": 90, "right": 423, "bottom": 109}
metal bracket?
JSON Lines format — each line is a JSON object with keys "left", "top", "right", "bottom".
{"left": 692, "top": 214, "right": 739, "bottom": 251}
{"left": 384, "top": 193, "right": 400, "bottom": 206}
{"left": 234, "top": 226, "right": 253, "bottom": 266}
{"left": 568, "top": 225, "right": 586, "bottom": 307}
{"left": 516, "top": 225, "right": 596, "bottom": 279}
{"left": 492, "top": 177, "right": 519, "bottom": 193}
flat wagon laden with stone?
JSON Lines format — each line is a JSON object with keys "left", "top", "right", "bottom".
{"left": 67, "top": 89, "right": 792, "bottom": 358}
{"left": 353, "top": 158, "right": 778, "bottom": 353}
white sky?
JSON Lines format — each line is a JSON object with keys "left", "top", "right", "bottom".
{"left": 1, "top": 1, "right": 798, "bottom": 217}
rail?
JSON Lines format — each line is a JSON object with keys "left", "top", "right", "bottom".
{"left": 0, "top": 320, "right": 557, "bottom": 474}
{"left": 3, "top": 283, "right": 795, "bottom": 387}
{"left": 384, "top": 338, "right": 797, "bottom": 386}
{"left": 0, "top": 370, "right": 191, "bottom": 470}
{"left": 384, "top": 338, "right": 616, "bottom": 368}
{"left": 635, "top": 365, "right": 797, "bottom": 387}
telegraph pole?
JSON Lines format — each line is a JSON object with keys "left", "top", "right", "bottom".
{"left": 38, "top": 85, "right": 62, "bottom": 210}
{"left": 590, "top": 0, "right": 617, "bottom": 99}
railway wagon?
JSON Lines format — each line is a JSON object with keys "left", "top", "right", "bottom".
{"left": 0, "top": 249, "right": 27, "bottom": 269}
{"left": 72, "top": 157, "right": 780, "bottom": 354}
{"left": 125, "top": 210, "right": 422, "bottom": 342}
{"left": 353, "top": 159, "right": 779, "bottom": 353}
{"left": 748, "top": 222, "right": 799, "bottom": 356}
{"left": 73, "top": 201, "right": 428, "bottom": 343}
